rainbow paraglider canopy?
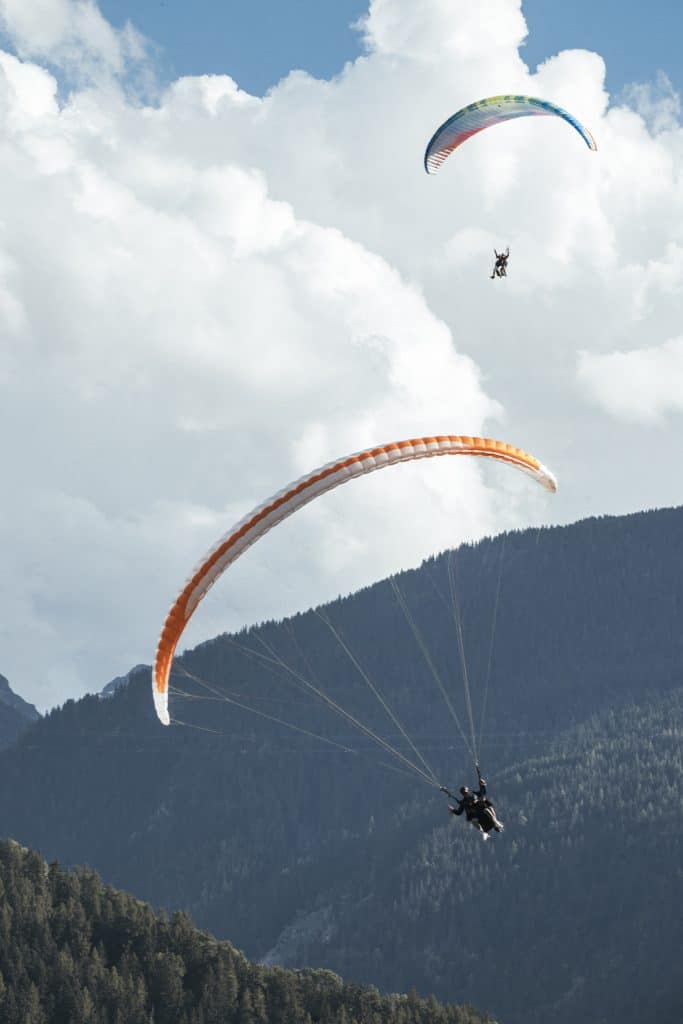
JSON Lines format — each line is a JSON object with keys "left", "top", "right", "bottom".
{"left": 424, "top": 95, "right": 597, "bottom": 175}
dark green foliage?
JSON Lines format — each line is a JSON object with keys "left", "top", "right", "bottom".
{"left": 0, "top": 506, "right": 682, "bottom": 1023}
{"left": 0, "top": 839, "right": 485, "bottom": 1024}
{"left": 264, "top": 692, "right": 683, "bottom": 1024}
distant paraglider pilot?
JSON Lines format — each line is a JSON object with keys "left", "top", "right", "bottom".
{"left": 441, "top": 765, "right": 504, "bottom": 840}
{"left": 491, "top": 247, "right": 509, "bottom": 279}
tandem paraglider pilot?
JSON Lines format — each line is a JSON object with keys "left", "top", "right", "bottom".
{"left": 491, "top": 247, "right": 509, "bottom": 279}
{"left": 441, "top": 764, "right": 504, "bottom": 841}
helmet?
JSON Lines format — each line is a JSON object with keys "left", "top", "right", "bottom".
{"left": 460, "top": 786, "right": 470, "bottom": 796}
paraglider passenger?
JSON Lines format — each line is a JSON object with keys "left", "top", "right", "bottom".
{"left": 449, "top": 786, "right": 477, "bottom": 820}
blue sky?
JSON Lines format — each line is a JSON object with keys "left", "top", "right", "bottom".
{"left": 100, "top": 0, "right": 367, "bottom": 95}
{"left": 99, "top": 0, "right": 681, "bottom": 99}
{"left": 522, "top": 0, "right": 682, "bottom": 99}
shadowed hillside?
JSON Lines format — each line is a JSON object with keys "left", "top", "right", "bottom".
{"left": 0, "top": 674, "right": 39, "bottom": 750}
{"left": 0, "top": 838, "right": 487, "bottom": 1024}
{"left": 1, "top": 506, "right": 682, "bottom": 1023}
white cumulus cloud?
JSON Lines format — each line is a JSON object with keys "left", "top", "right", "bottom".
{"left": 0, "top": 0, "right": 146, "bottom": 80}
{"left": 578, "top": 336, "right": 683, "bottom": 422}
{"left": 0, "top": 0, "right": 682, "bottom": 709}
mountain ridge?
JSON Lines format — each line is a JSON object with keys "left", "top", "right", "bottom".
{"left": 0, "top": 504, "right": 681, "bottom": 1023}
{"left": 0, "top": 673, "right": 40, "bottom": 750}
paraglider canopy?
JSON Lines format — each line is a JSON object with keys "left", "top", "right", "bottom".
{"left": 152, "top": 434, "right": 557, "bottom": 727}
{"left": 424, "top": 95, "right": 597, "bottom": 175}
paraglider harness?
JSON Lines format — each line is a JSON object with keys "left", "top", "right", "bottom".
{"left": 491, "top": 247, "right": 509, "bottom": 279}
{"left": 441, "top": 764, "right": 503, "bottom": 836}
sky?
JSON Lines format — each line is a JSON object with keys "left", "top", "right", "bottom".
{"left": 0, "top": 0, "right": 682, "bottom": 711}
{"left": 95, "top": 0, "right": 683, "bottom": 100}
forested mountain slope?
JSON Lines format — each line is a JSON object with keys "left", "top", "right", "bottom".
{"left": 0, "top": 506, "right": 682, "bottom": 1023}
{"left": 0, "top": 674, "right": 39, "bottom": 750}
{"left": 258, "top": 692, "right": 683, "bottom": 1024}
{"left": 0, "top": 839, "right": 486, "bottom": 1024}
